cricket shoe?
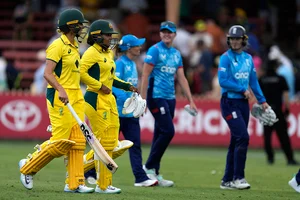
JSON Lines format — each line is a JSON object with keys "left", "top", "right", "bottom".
{"left": 220, "top": 180, "right": 236, "bottom": 189}
{"left": 234, "top": 178, "right": 251, "bottom": 189}
{"left": 19, "top": 159, "right": 33, "bottom": 190}
{"left": 134, "top": 179, "right": 158, "bottom": 187}
{"left": 288, "top": 176, "right": 300, "bottom": 193}
{"left": 95, "top": 185, "right": 121, "bottom": 194}
{"left": 84, "top": 168, "right": 97, "bottom": 185}
{"left": 64, "top": 184, "right": 94, "bottom": 193}
{"left": 143, "top": 165, "right": 174, "bottom": 187}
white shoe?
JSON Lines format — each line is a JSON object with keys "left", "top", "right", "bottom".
{"left": 234, "top": 178, "right": 250, "bottom": 189}
{"left": 64, "top": 184, "right": 94, "bottom": 193}
{"left": 19, "top": 159, "right": 33, "bottom": 190}
{"left": 156, "top": 175, "right": 174, "bottom": 187}
{"left": 143, "top": 165, "right": 158, "bottom": 180}
{"left": 289, "top": 177, "right": 300, "bottom": 193}
{"left": 95, "top": 185, "right": 121, "bottom": 194}
{"left": 134, "top": 179, "right": 158, "bottom": 187}
{"left": 220, "top": 180, "right": 236, "bottom": 190}
{"left": 143, "top": 165, "right": 174, "bottom": 187}
{"left": 87, "top": 176, "right": 97, "bottom": 185}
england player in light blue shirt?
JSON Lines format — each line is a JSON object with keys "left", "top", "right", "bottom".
{"left": 218, "top": 25, "right": 270, "bottom": 190}
{"left": 140, "top": 21, "right": 197, "bottom": 187}
{"left": 113, "top": 34, "right": 158, "bottom": 187}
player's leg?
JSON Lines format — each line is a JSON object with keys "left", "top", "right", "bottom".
{"left": 220, "top": 96, "right": 236, "bottom": 189}
{"left": 144, "top": 98, "right": 175, "bottom": 187}
{"left": 231, "top": 99, "right": 250, "bottom": 189}
{"left": 85, "top": 99, "right": 121, "bottom": 194}
{"left": 120, "top": 117, "right": 158, "bottom": 187}
{"left": 263, "top": 125, "right": 274, "bottom": 164}
{"left": 19, "top": 92, "right": 77, "bottom": 190}
{"left": 62, "top": 92, "right": 94, "bottom": 193}
{"left": 220, "top": 98, "right": 250, "bottom": 189}
{"left": 274, "top": 113, "right": 297, "bottom": 164}
{"left": 83, "top": 140, "right": 133, "bottom": 182}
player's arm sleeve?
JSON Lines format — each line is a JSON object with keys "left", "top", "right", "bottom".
{"left": 249, "top": 62, "right": 266, "bottom": 104}
{"left": 144, "top": 45, "right": 159, "bottom": 65}
{"left": 113, "top": 75, "right": 132, "bottom": 91}
{"left": 112, "top": 61, "right": 128, "bottom": 101}
{"left": 217, "top": 55, "right": 245, "bottom": 93}
{"left": 80, "top": 51, "right": 103, "bottom": 90}
{"left": 46, "top": 42, "right": 62, "bottom": 64}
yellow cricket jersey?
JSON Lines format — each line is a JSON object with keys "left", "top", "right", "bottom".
{"left": 80, "top": 43, "right": 127, "bottom": 92}
{"left": 46, "top": 34, "right": 81, "bottom": 89}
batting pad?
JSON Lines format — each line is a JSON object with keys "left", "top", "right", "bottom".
{"left": 84, "top": 149, "right": 95, "bottom": 173}
{"left": 97, "top": 151, "right": 113, "bottom": 190}
{"left": 83, "top": 140, "right": 134, "bottom": 174}
{"left": 97, "top": 125, "right": 118, "bottom": 190}
{"left": 67, "top": 125, "right": 86, "bottom": 190}
{"left": 20, "top": 139, "right": 75, "bottom": 175}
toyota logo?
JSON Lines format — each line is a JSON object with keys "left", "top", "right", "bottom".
{"left": 0, "top": 100, "right": 41, "bottom": 131}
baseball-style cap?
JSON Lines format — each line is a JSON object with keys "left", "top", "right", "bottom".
{"left": 119, "top": 34, "right": 146, "bottom": 52}
{"left": 160, "top": 21, "right": 177, "bottom": 33}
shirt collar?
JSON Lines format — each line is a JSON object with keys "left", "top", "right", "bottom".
{"left": 93, "top": 43, "right": 111, "bottom": 53}
{"left": 60, "top": 34, "right": 79, "bottom": 48}
{"left": 121, "top": 54, "right": 131, "bottom": 62}
{"left": 159, "top": 41, "right": 171, "bottom": 49}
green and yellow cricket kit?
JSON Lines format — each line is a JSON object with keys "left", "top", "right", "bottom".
{"left": 80, "top": 43, "right": 132, "bottom": 190}
{"left": 20, "top": 34, "right": 86, "bottom": 190}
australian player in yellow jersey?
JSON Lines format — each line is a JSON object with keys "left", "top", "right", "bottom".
{"left": 18, "top": 9, "right": 94, "bottom": 193}
{"left": 80, "top": 19, "right": 137, "bottom": 194}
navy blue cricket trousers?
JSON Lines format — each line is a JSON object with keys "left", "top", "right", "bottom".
{"left": 145, "top": 98, "right": 175, "bottom": 175}
{"left": 119, "top": 117, "right": 149, "bottom": 183}
{"left": 220, "top": 96, "right": 250, "bottom": 181}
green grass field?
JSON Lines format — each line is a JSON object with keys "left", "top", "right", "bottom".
{"left": 1, "top": 140, "right": 299, "bottom": 200}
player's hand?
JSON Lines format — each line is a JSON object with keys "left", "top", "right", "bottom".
{"left": 261, "top": 102, "right": 270, "bottom": 110}
{"left": 243, "top": 90, "right": 251, "bottom": 99}
{"left": 190, "top": 101, "right": 197, "bottom": 111}
{"left": 100, "top": 84, "right": 111, "bottom": 94}
{"left": 129, "top": 85, "right": 139, "bottom": 93}
{"left": 58, "top": 88, "right": 69, "bottom": 104}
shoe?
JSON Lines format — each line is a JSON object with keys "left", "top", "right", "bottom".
{"left": 143, "top": 165, "right": 158, "bottom": 180}
{"left": 86, "top": 176, "right": 97, "bottom": 185}
{"left": 289, "top": 176, "right": 300, "bottom": 193}
{"left": 64, "top": 184, "right": 94, "bottom": 193}
{"left": 95, "top": 185, "right": 121, "bottom": 194}
{"left": 220, "top": 180, "right": 236, "bottom": 189}
{"left": 156, "top": 175, "right": 174, "bottom": 187}
{"left": 267, "top": 159, "right": 274, "bottom": 165}
{"left": 287, "top": 160, "right": 299, "bottom": 166}
{"left": 142, "top": 165, "right": 174, "bottom": 187}
{"left": 234, "top": 178, "right": 251, "bottom": 189}
{"left": 19, "top": 159, "right": 33, "bottom": 190}
{"left": 134, "top": 179, "right": 158, "bottom": 187}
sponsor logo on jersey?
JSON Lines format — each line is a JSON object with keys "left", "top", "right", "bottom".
{"left": 161, "top": 66, "right": 176, "bottom": 73}
{"left": 234, "top": 72, "right": 249, "bottom": 79}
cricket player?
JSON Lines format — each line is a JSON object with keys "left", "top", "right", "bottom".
{"left": 140, "top": 21, "right": 197, "bottom": 187}
{"left": 80, "top": 19, "right": 137, "bottom": 194}
{"left": 113, "top": 34, "right": 158, "bottom": 187}
{"left": 218, "top": 25, "right": 270, "bottom": 190}
{"left": 19, "top": 8, "right": 94, "bottom": 193}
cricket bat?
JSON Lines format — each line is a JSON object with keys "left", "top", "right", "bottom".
{"left": 66, "top": 103, "right": 118, "bottom": 174}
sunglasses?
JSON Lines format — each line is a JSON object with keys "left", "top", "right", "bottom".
{"left": 160, "top": 21, "right": 176, "bottom": 28}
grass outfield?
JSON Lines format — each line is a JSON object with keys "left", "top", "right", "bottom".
{"left": 1, "top": 141, "right": 299, "bottom": 200}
